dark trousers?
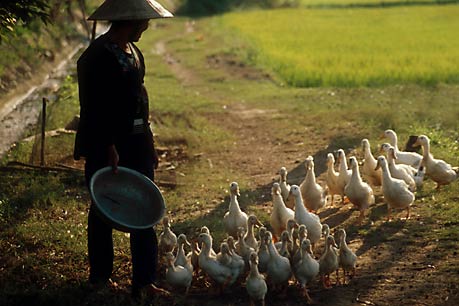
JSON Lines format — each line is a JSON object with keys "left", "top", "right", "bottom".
{"left": 84, "top": 133, "right": 157, "bottom": 289}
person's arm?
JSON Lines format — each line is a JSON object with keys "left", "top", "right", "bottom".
{"left": 107, "top": 144, "right": 119, "bottom": 173}
{"left": 79, "top": 43, "right": 127, "bottom": 165}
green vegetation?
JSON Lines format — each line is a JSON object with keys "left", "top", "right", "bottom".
{"left": 299, "top": 0, "right": 458, "bottom": 7}
{"left": 176, "top": 0, "right": 301, "bottom": 15}
{"left": 219, "top": 5, "right": 459, "bottom": 87}
{"left": 0, "top": 0, "right": 49, "bottom": 41}
{"left": 0, "top": 0, "right": 98, "bottom": 98}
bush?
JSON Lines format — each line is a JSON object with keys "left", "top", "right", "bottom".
{"left": 176, "top": 0, "right": 300, "bottom": 16}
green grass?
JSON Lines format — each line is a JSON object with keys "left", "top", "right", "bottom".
{"left": 219, "top": 5, "right": 459, "bottom": 87}
{"left": 299, "top": 0, "right": 457, "bottom": 6}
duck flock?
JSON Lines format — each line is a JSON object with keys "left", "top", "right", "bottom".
{"left": 157, "top": 130, "right": 459, "bottom": 305}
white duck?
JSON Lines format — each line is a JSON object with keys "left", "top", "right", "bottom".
{"left": 381, "top": 144, "right": 417, "bottom": 191}
{"left": 336, "top": 229, "right": 357, "bottom": 285}
{"left": 292, "top": 224, "right": 308, "bottom": 266}
{"left": 275, "top": 218, "right": 297, "bottom": 250}
{"left": 414, "top": 135, "right": 459, "bottom": 189}
{"left": 300, "top": 156, "right": 326, "bottom": 213}
{"left": 165, "top": 252, "right": 193, "bottom": 295}
{"left": 413, "top": 164, "right": 426, "bottom": 188}
{"left": 175, "top": 234, "right": 193, "bottom": 273}
{"left": 344, "top": 156, "right": 375, "bottom": 224}
{"left": 383, "top": 129, "right": 422, "bottom": 167}
{"left": 294, "top": 238, "right": 320, "bottom": 303}
{"left": 265, "top": 231, "right": 292, "bottom": 290}
{"left": 375, "top": 156, "right": 415, "bottom": 220}
{"left": 290, "top": 227, "right": 299, "bottom": 259}
{"left": 290, "top": 185, "right": 323, "bottom": 250}
{"left": 227, "top": 236, "right": 239, "bottom": 260}
{"left": 217, "top": 242, "right": 232, "bottom": 266}
{"left": 322, "top": 224, "right": 339, "bottom": 256}
{"left": 244, "top": 215, "right": 263, "bottom": 250}
{"left": 158, "top": 216, "right": 177, "bottom": 255}
{"left": 223, "top": 182, "right": 248, "bottom": 238}
{"left": 200, "top": 226, "right": 217, "bottom": 257}
{"left": 270, "top": 182, "right": 294, "bottom": 240}
{"left": 257, "top": 228, "right": 270, "bottom": 273}
{"left": 276, "top": 230, "right": 292, "bottom": 259}
{"left": 361, "top": 138, "right": 382, "bottom": 187}
{"left": 190, "top": 240, "right": 200, "bottom": 275}
{"left": 279, "top": 166, "right": 294, "bottom": 209}
{"left": 236, "top": 227, "right": 255, "bottom": 265}
{"left": 246, "top": 252, "right": 268, "bottom": 306}
{"left": 325, "top": 153, "right": 341, "bottom": 204}
{"left": 336, "top": 149, "right": 352, "bottom": 204}
{"left": 217, "top": 242, "right": 245, "bottom": 286}
{"left": 197, "top": 233, "right": 233, "bottom": 288}
{"left": 319, "top": 235, "right": 339, "bottom": 289}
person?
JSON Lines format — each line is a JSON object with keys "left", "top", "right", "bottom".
{"left": 73, "top": 0, "right": 173, "bottom": 299}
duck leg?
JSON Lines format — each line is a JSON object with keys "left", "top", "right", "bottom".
{"left": 221, "top": 275, "right": 232, "bottom": 292}
{"left": 405, "top": 207, "right": 411, "bottom": 220}
{"left": 335, "top": 269, "right": 341, "bottom": 285}
{"left": 321, "top": 274, "right": 332, "bottom": 289}
{"left": 357, "top": 210, "right": 365, "bottom": 225}
{"left": 386, "top": 206, "right": 392, "bottom": 222}
{"left": 302, "top": 285, "right": 313, "bottom": 304}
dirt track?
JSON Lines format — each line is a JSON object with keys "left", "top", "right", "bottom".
{"left": 150, "top": 23, "right": 458, "bottom": 306}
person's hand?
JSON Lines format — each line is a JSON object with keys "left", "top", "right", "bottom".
{"left": 107, "top": 145, "right": 119, "bottom": 173}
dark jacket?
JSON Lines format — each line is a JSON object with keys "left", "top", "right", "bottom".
{"left": 74, "top": 34, "right": 149, "bottom": 160}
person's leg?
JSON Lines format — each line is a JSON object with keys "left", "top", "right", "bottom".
{"left": 88, "top": 204, "right": 114, "bottom": 284}
{"left": 130, "top": 227, "right": 157, "bottom": 289}
{"left": 85, "top": 157, "right": 114, "bottom": 284}
{"left": 118, "top": 134, "right": 168, "bottom": 296}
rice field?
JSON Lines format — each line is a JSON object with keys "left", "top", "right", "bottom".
{"left": 219, "top": 5, "right": 459, "bottom": 87}
{"left": 299, "top": 0, "right": 455, "bottom": 7}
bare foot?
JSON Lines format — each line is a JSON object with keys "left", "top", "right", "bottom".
{"left": 132, "top": 283, "right": 171, "bottom": 300}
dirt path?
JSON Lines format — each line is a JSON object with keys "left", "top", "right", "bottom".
{"left": 153, "top": 23, "right": 458, "bottom": 306}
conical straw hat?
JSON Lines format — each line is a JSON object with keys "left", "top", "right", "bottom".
{"left": 88, "top": 0, "right": 173, "bottom": 20}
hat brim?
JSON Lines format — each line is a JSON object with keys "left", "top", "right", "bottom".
{"left": 88, "top": 0, "right": 173, "bottom": 21}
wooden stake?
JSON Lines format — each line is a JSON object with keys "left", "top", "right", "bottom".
{"left": 40, "top": 97, "right": 47, "bottom": 167}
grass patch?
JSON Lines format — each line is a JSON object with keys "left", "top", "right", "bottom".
{"left": 299, "top": 0, "right": 457, "bottom": 6}
{"left": 219, "top": 5, "right": 459, "bottom": 87}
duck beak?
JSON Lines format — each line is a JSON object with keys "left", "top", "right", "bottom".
{"left": 256, "top": 220, "right": 264, "bottom": 228}
{"left": 412, "top": 137, "right": 421, "bottom": 147}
